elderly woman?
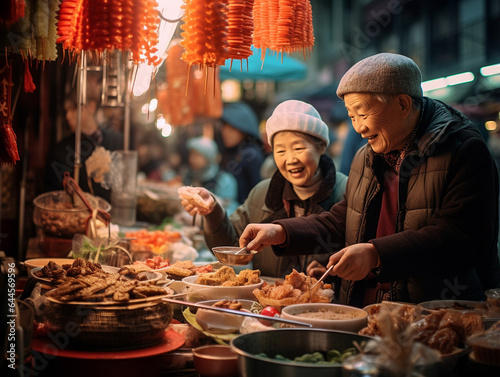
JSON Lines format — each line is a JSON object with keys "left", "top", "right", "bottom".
{"left": 179, "top": 100, "right": 347, "bottom": 278}
{"left": 239, "top": 53, "right": 500, "bottom": 307}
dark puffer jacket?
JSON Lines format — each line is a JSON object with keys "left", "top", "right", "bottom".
{"left": 204, "top": 155, "right": 347, "bottom": 278}
{"left": 274, "top": 98, "right": 500, "bottom": 306}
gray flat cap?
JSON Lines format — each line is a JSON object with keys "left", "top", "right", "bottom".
{"left": 336, "top": 53, "right": 423, "bottom": 99}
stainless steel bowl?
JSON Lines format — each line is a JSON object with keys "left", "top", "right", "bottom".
{"left": 212, "top": 246, "right": 255, "bottom": 266}
{"left": 230, "top": 328, "right": 373, "bottom": 377}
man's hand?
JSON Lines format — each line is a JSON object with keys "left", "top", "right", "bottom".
{"left": 327, "top": 243, "right": 380, "bottom": 281}
{"left": 239, "top": 224, "right": 287, "bottom": 252}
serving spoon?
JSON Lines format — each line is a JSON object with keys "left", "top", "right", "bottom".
{"left": 235, "top": 246, "right": 248, "bottom": 255}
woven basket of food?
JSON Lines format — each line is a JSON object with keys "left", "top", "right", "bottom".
{"left": 33, "top": 190, "right": 111, "bottom": 239}
{"left": 44, "top": 300, "right": 173, "bottom": 350}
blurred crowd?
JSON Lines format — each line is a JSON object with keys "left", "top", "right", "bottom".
{"left": 134, "top": 100, "right": 356, "bottom": 209}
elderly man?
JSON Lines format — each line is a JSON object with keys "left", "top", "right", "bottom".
{"left": 239, "top": 53, "right": 500, "bottom": 307}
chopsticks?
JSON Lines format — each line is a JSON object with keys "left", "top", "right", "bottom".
{"left": 162, "top": 298, "right": 313, "bottom": 327}
{"left": 311, "top": 265, "right": 334, "bottom": 292}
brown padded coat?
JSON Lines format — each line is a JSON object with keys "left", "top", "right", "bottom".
{"left": 274, "top": 98, "right": 500, "bottom": 307}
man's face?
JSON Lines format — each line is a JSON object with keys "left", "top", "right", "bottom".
{"left": 344, "top": 93, "right": 408, "bottom": 154}
{"left": 188, "top": 149, "right": 208, "bottom": 170}
{"left": 63, "top": 100, "right": 97, "bottom": 135}
{"left": 221, "top": 123, "right": 245, "bottom": 148}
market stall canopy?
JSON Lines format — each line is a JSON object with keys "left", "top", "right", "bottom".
{"left": 220, "top": 46, "right": 307, "bottom": 82}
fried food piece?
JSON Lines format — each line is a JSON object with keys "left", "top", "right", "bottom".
{"left": 133, "top": 284, "right": 167, "bottom": 297}
{"left": 171, "top": 260, "right": 196, "bottom": 269}
{"left": 166, "top": 266, "right": 194, "bottom": 278}
{"left": 462, "top": 312, "right": 484, "bottom": 337}
{"left": 427, "top": 327, "right": 460, "bottom": 355}
{"left": 118, "top": 267, "right": 147, "bottom": 281}
{"left": 113, "top": 291, "right": 130, "bottom": 302}
{"left": 74, "top": 278, "right": 116, "bottom": 301}
{"left": 213, "top": 300, "right": 243, "bottom": 310}
{"left": 178, "top": 186, "right": 211, "bottom": 210}
{"left": 234, "top": 269, "right": 261, "bottom": 285}
{"left": 164, "top": 260, "right": 200, "bottom": 279}
{"left": 50, "top": 282, "right": 87, "bottom": 300}
{"left": 252, "top": 269, "right": 330, "bottom": 309}
{"left": 195, "top": 266, "right": 237, "bottom": 286}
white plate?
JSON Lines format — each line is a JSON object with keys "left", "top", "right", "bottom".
{"left": 182, "top": 275, "right": 264, "bottom": 301}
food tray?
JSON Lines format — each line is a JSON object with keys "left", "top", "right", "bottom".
{"left": 43, "top": 300, "right": 174, "bottom": 350}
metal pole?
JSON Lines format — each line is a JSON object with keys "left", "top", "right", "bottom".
{"left": 74, "top": 51, "right": 87, "bottom": 183}
{"left": 123, "top": 59, "right": 136, "bottom": 151}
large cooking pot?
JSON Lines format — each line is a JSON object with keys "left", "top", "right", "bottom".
{"left": 230, "top": 328, "right": 373, "bottom": 377}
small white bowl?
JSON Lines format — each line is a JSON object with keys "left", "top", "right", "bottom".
{"left": 182, "top": 275, "right": 264, "bottom": 301}
{"left": 281, "top": 303, "right": 368, "bottom": 333}
{"left": 194, "top": 299, "right": 256, "bottom": 334}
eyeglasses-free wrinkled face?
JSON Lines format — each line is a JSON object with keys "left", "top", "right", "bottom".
{"left": 344, "top": 93, "right": 413, "bottom": 155}
{"left": 272, "top": 131, "right": 324, "bottom": 187}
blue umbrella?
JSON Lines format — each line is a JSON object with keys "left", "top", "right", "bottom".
{"left": 220, "top": 46, "right": 307, "bottom": 81}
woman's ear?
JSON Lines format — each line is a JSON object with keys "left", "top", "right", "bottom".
{"left": 318, "top": 142, "right": 327, "bottom": 156}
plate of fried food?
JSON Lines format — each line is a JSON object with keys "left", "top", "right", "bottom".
{"left": 129, "top": 258, "right": 219, "bottom": 280}
{"left": 31, "top": 258, "right": 163, "bottom": 286}
{"left": 30, "top": 258, "right": 109, "bottom": 284}
{"left": 358, "top": 300, "right": 484, "bottom": 368}
{"left": 251, "top": 270, "right": 334, "bottom": 311}
{"left": 182, "top": 266, "right": 264, "bottom": 301}
{"left": 45, "top": 271, "right": 172, "bottom": 305}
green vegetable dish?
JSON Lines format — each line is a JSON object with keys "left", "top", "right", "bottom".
{"left": 257, "top": 347, "right": 357, "bottom": 365}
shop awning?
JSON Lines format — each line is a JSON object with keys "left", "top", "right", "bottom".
{"left": 220, "top": 46, "right": 307, "bottom": 82}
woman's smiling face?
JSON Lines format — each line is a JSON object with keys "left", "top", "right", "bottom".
{"left": 272, "top": 131, "right": 325, "bottom": 187}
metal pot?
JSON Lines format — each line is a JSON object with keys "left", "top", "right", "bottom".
{"left": 230, "top": 328, "right": 373, "bottom": 377}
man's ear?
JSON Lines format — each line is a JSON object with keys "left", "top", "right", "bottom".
{"left": 398, "top": 94, "right": 412, "bottom": 118}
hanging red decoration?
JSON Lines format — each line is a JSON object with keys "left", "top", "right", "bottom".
{"left": 0, "top": 64, "right": 20, "bottom": 165}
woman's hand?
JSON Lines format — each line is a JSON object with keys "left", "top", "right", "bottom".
{"left": 306, "top": 260, "right": 327, "bottom": 279}
{"left": 239, "top": 224, "right": 287, "bottom": 252}
{"left": 327, "top": 243, "right": 380, "bottom": 281}
{"left": 179, "top": 186, "right": 217, "bottom": 216}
